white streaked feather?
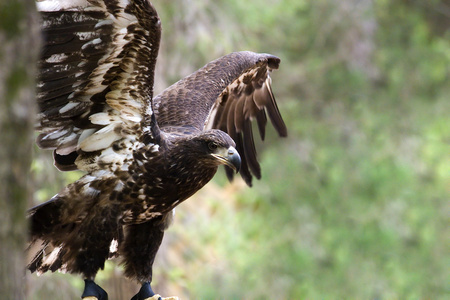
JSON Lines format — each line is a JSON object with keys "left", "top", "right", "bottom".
{"left": 89, "top": 112, "right": 119, "bottom": 125}
{"left": 109, "top": 239, "right": 118, "bottom": 254}
{"left": 91, "top": 169, "right": 110, "bottom": 178}
{"left": 36, "top": 0, "right": 91, "bottom": 12}
{"left": 114, "top": 181, "right": 124, "bottom": 191}
{"left": 75, "top": 32, "right": 97, "bottom": 41}
{"left": 77, "top": 61, "right": 87, "bottom": 68}
{"left": 203, "top": 101, "right": 219, "bottom": 130}
{"left": 59, "top": 102, "right": 80, "bottom": 114}
{"left": 78, "top": 174, "right": 97, "bottom": 184}
{"left": 122, "top": 114, "right": 142, "bottom": 123}
{"left": 81, "top": 38, "right": 101, "bottom": 50}
{"left": 98, "top": 153, "right": 123, "bottom": 166}
{"left": 45, "top": 53, "right": 68, "bottom": 63}
{"left": 56, "top": 146, "right": 77, "bottom": 156}
{"left": 81, "top": 184, "right": 100, "bottom": 198}
{"left": 79, "top": 124, "right": 120, "bottom": 152}
{"left": 55, "top": 132, "right": 78, "bottom": 155}
{"left": 78, "top": 128, "right": 96, "bottom": 145}
{"left": 41, "top": 129, "right": 68, "bottom": 141}
{"left": 95, "top": 19, "right": 114, "bottom": 29}
{"left": 41, "top": 246, "right": 62, "bottom": 268}
{"left": 115, "top": 12, "right": 137, "bottom": 28}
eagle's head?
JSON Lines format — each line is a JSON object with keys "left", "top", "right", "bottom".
{"left": 174, "top": 129, "right": 241, "bottom": 172}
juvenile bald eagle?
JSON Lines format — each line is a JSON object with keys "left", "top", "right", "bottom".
{"left": 29, "top": 0, "right": 287, "bottom": 299}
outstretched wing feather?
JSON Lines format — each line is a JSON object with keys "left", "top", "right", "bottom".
{"left": 36, "top": 0, "right": 161, "bottom": 173}
{"left": 215, "top": 65, "right": 287, "bottom": 185}
{"left": 153, "top": 51, "right": 287, "bottom": 185}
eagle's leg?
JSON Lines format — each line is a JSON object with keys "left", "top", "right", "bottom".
{"left": 81, "top": 279, "right": 108, "bottom": 300}
{"left": 131, "top": 282, "right": 159, "bottom": 300}
{"left": 121, "top": 215, "right": 171, "bottom": 300}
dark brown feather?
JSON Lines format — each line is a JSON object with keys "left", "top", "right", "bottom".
{"left": 243, "top": 119, "right": 261, "bottom": 179}
{"left": 255, "top": 108, "right": 267, "bottom": 140}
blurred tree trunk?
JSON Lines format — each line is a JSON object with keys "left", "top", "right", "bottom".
{"left": 0, "top": 0, "right": 40, "bottom": 298}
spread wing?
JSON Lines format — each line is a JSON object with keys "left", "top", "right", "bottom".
{"left": 154, "top": 51, "right": 287, "bottom": 185}
{"left": 36, "top": 0, "right": 161, "bottom": 173}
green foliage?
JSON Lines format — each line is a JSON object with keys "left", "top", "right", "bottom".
{"left": 5, "top": 64, "right": 29, "bottom": 101}
{"left": 0, "top": 1, "right": 26, "bottom": 39}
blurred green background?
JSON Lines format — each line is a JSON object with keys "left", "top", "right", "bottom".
{"left": 30, "top": 0, "right": 449, "bottom": 299}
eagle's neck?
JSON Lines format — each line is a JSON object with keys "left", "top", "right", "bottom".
{"left": 165, "top": 145, "right": 219, "bottom": 199}
{"left": 124, "top": 141, "right": 219, "bottom": 221}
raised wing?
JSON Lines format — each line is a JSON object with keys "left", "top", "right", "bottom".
{"left": 36, "top": 0, "right": 161, "bottom": 172}
{"left": 153, "top": 51, "right": 287, "bottom": 185}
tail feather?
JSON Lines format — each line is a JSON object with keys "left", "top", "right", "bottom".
{"left": 29, "top": 196, "right": 64, "bottom": 239}
{"left": 28, "top": 241, "right": 66, "bottom": 274}
{"left": 27, "top": 175, "right": 123, "bottom": 278}
{"left": 28, "top": 196, "right": 69, "bottom": 274}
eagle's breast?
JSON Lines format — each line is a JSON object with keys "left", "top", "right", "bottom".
{"left": 120, "top": 141, "right": 218, "bottom": 224}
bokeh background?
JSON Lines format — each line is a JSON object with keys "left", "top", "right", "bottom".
{"left": 29, "top": 0, "right": 449, "bottom": 299}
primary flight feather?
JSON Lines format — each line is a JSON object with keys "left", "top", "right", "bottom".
{"left": 29, "top": 0, "right": 287, "bottom": 299}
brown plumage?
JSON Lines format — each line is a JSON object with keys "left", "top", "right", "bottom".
{"left": 30, "top": 0, "right": 287, "bottom": 299}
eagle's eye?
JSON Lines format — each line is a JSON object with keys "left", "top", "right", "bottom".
{"left": 208, "top": 142, "right": 218, "bottom": 151}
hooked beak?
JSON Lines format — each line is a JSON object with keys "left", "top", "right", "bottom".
{"left": 211, "top": 146, "right": 241, "bottom": 173}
